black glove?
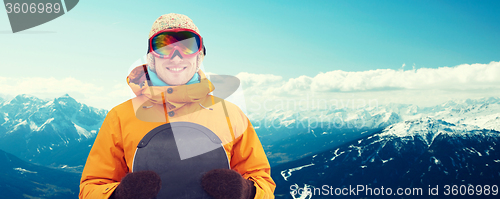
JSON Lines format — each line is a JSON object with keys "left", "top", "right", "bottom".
{"left": 110, "top": 170, "right": 162, "bottom": 199}
{"left": 201, "top": 169, "right": 256, "bottom": 199}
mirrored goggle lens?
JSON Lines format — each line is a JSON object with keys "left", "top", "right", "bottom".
{"left": 152, "top": 31, "right": 201, "bottom": 56}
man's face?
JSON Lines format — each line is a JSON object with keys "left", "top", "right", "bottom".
{"left": 154, "top": 54, "right": 198, "bottom": 86}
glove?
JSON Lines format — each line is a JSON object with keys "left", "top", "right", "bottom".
{"left": 110, "top": 170, "right": 162, "bottom": 199}
{"left": 201, "top": 169, "right": 256, "bottom": 199}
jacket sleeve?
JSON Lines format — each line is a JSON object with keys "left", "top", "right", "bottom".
{"left": 79, "top": 109, "right": 128, "bottom": 199}
{"left": 230, "top": 117, "right": 276, "bottom": 199}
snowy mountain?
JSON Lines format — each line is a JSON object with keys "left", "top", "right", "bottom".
{"left": 252, "top": 108, "right": 403, "bottom": 165}
{"left": 0, "top": 94, "right": 107, "bottom": 168}
{"left": 432, "top": 98, "right": 500, "bottom": 132}
{"left": 254, "top": 97, "right": 500, "bottom": 166}
{"left": 250, "top": 97, "right": 500, "bottom": 130}
{"left": 272, "top": 117, "right": 500, "bottom": 198}
{"left": 0, "top": 148, "right": 79, "bottom": 199}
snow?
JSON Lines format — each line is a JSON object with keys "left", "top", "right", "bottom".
{"left": 29, "top": 121, "right": 39, "bottom": 131}
{"left": 381, "top": 157, "right": 394, "bottom": 163}
{"left": 435, "top": 101, "right": 500, "bottom": 131}
{"left": 74, "top": 123, "right": 93, "bottom": 138}
{"left": 431, "top": 156, "right": 441, "bottom": 165}
{"left": 248, "top": 98, "right": 500, "bottom": 144}
{"left": 41, "top": 101, "right": 54, "bottom": 108}
{"left": 281, "top": 163, "right": 315, "bottom": 181}
{"left": 311, "top": 98, "right": 500, "bottom": 178}
{"left": 14, "top": 167, "right": 37, "bottom": 174}
{"left": 29, "top": 118, "right": 54, "bottom": 131}
{"left": 7, "top": 120, "right": 27, "bottom": 134}
{"left": 460, "top": 113, "right": 500, "bottom": 132}
{"left": 377, "top": 116, "right": 489, "bottom": 148}
{"left": 310, "top": 130, "right": 317, "bottom": 137}
{"left": 464, "top": 147, "right": 483, "bottom": 156}
{"left": 0, "top": 94, "right": 107, "bottom": 166}
{"left": 348, "top": 145, "right": 362, "bottom": 157}
{"left": 290, "top": 183, "right": 313, "bottom": 199}
{"left": 281, "top": 119, "right": 296, "bottom": 127}
{"left": 330, "top": 148, "right": 345, "bottom": 161}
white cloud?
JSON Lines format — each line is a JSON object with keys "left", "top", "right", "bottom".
{"left": 236, "top": 61, "right": 500, "bottom": 94}
{"left": 236, "top": 72, "right": 283, "bottom": 87}
{"left": 236, "top": 61, "right": 500, "bottom": 112}
{"left": 235, "top": 72, "right": 284, "bottom": 98}
{"left": 265, "top": 75, "right": 313, "bottom": 96}
{"left": 311, "top": 61, "right": 500, "bottom": 92}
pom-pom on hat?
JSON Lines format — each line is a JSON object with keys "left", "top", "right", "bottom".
{"left": 147, "top": 13, "right": 204, "bottom": 72}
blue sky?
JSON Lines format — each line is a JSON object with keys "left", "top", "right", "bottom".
{"left": 1, "top": 0, "right": 499, "bottom": 110}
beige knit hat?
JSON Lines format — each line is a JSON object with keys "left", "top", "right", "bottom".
{"left": 147, "top": 13, "right": 205, "bottom": 72}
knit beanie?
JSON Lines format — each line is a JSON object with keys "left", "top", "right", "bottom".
{"left": 147, "top": 13, "right": 205, "bottom": 72}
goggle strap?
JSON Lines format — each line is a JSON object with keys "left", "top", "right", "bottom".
{"left": 142, "top": 65, "right": 153, "bottom": 86}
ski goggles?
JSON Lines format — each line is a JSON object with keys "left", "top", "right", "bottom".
{"left": 148, "top": 28, "right": 205, "bottom": 59}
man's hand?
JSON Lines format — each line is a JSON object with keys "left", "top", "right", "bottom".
{"left": 110, "top": 170, "right": 162, "bottom": 199}
{"left": 201, "top": 169, "right": 256, "bottom": 199}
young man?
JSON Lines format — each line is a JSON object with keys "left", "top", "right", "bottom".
{"left": 79, "top": 13, "right": 275, "bottom": 199}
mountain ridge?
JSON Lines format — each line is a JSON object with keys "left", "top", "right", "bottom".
{"left": 0, "top": 93, "right": 107, "bottom": 168}
{"left": 272, "top": 116, "right": 500, "bottom": 198}
{"left": 258, "top": 96, "right": 500, "bottom": 165}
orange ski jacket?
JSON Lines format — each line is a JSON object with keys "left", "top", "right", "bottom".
{"left": 79, "top": 65, "right": 276, "bottom": 199}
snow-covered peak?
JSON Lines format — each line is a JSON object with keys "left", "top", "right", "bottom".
{"left": 7, "top": 94, "right": 44, "bottom": 106}
{"left": 54, "top": 94, "right": 79, "bottom": 107}
{"left": 0, "top": 93, "right": 108, "bottom": 169}
{"left": 0, "top": 93, "right": 107, "bottom": 141}
{"left": 439, "top": 97, "right": 500, "bottom": 109}
{"left": 376, "top": 116, "right": 497, "bottom": 148}
{"left": 432, "top": 97, "right": 500, "bottom": 131}
{"left": 248, "top": 97, "right": 500, "bottom": 131}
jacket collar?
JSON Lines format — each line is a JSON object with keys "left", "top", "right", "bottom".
{"left": 127, "top": 65, "right": 215, "bottom": 111}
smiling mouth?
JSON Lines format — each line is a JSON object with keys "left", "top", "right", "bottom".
{"left": 167, "top": 67, "right": 186, "bottom": 72}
